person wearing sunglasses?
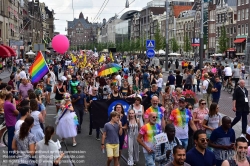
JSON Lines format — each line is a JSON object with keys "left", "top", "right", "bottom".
{"left": 193, "top": 99, "right": 209, "bottom": 130}
{"left": 208, "top": 116, "right": 236, "bottom": 166}
{"left": 169, "top": 97, "right": 197, "bottom": 150}
{"left": 137, "top": 112, "right": 161, "bottom": 166}
{"left": 186, "top": 130, "right": 216, "bottom": 166}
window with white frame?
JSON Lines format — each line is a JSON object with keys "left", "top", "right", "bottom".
{"left": 238, "top": 0, "right": 241, "bottom": 6}
{"left": 247, "top": 0, "right": 249, "bottom": 4}
{"left": 246, "top": 24, "right": 248, "bottom": 34}
{"left": 238, "top": 25, "right": 241, "bottom": 35}
{"left": 242, "top": 0, "right": 244, "bottom": 5}
{"left": 246, "top": 9, "right": 249, "bottom": 19}
{"left": 242, "top": 24, "right": 245, "bottom": 34}
{"left": 238, "top": 10, "right": 241, "bottom": 21}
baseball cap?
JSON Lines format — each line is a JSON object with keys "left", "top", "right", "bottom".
{"left": 179, "top": 97, "right": 185, "bottom": 102}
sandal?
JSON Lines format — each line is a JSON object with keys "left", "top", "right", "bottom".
{"left": 73, "top": 142, "right": 77, "bottom": 147}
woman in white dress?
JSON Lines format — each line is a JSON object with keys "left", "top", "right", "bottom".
{"left": 56, "top": 93, "right": 78, "bottom": 147}
{"left": 128, "top": 95, "right": 144, "bottom": 126}
{"left": 29, "top": 99, "right": 44, "bottom": 142}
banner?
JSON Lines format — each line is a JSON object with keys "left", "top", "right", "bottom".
{"left": 90, "top": 98, "right": 135, "bottom": 128}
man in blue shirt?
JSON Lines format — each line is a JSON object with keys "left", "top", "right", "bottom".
{"left": 186, "top": 130, "right": 216, "bottom": 166}
{"left": 212, "top": 76, "right": 222, "bottom": 104}
{"left": 72, "top": 85, "right": 87, "bottom": 134}
{"left": 142, "top": 69, "right": 150, "bottom": 89}
{"left": 167, "top": 71, "right": 175, "bottom": 93}
{"left": 208, "top": 116, "right": 235, "bottom": 166}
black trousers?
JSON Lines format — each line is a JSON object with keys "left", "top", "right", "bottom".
{"left": 74, "top": 105, "right": 84, "bottom": 130}
{"left": 231, "top": 111, "right": 249, "bottom": 134}
{"left": 89, "top": 113, "right": 100, "bottom": 138}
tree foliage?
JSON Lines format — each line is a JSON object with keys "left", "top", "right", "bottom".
{"left": 170, "top": 37, "right": 179, "bottom": 52}
{"left": 184, "top": 34, "right": 192, "bottom": 53}
{"left": 153, "top": 22, "right": 162, "bottom": 51}
{"left": 218, "top": 25, "right": 228, "bottom": 53}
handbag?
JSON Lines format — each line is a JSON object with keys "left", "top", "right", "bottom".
{"left": 193, "top": 78, "right": 197, "bottom": 85}
{"left": 122, "top": 134, "right": 128, "bottom": 149}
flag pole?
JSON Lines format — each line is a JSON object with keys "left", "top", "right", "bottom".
{"left": 40, "top": 51, "right": 61, "bottom": 93}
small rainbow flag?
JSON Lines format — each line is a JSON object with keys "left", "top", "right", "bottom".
{"left": 29, "top": 51, "right": 49, "bottom": 83}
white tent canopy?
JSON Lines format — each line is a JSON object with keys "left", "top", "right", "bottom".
{"left": 26, "top": 50, "right": 36, "bottom": 55}
{"left": 158, "top": 50, "right": 165, "bottom": 54}
{"left": 168, "top": 52, "right": 181, "bottom": 56}
{"left": 210, "top": 53, "right": 224, "bottom": 57}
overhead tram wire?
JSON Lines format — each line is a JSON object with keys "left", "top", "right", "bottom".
{"left": 117, "top": 0, "right": 135, "bottom": 15}
{"left": 93, "top": 0, "right": 109, "bottom": 22}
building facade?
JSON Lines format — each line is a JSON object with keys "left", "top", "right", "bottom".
{"left": 67, "top": 12, "right": 100, "bottom": 50}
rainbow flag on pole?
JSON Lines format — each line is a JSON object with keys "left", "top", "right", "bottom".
{"left": 29, "top": 51, "right": 49, "bottom": 83}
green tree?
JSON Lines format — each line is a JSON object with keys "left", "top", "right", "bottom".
{"left": 183, "top": 34, "right": 192, "bottom": 54}
{"left": 153, "top": 22, "right": 162, "bottom": 52}
{"left": 161, "top": 35, "right": 166, "bottom": 50}
{"left": 170, "top": 37, "right": 179, "bottom": 52}
{"left": 218, "top": 25, "right": 228, "bottom": 53}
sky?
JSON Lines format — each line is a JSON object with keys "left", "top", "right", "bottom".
{"left": 40, "top": 0, "right": 154, "bottom": 35}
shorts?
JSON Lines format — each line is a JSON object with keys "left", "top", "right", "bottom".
{"left": 106, "top": 144, "right": 119, "bottom": 157}
{"left": 224, "top": 76, "right": 231, "bottom": 81}
{"left": 46, "top": 86, "right": 52, "bottom": 92}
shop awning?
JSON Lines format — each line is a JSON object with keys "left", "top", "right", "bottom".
{"left": 0, "top": 45, "right": 11, "bottom": 58}
{"left": 1, "top": 45, "right": 17, "bottom": 56}
{"left": 234, "top": 38, "right": 246, "bottom": 44}
{"left": 227, "top": 48, "right": 236, "bottom": 51}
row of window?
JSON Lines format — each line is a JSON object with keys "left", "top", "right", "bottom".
{"left": 238, "top": 0, "right": 249, "bottom": 6}
{"left": 237, "top": 9, "right": 249, "bottom": 21}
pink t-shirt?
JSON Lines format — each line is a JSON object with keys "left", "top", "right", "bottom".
{"left": 193, "top": 108, "right": 209, "bottom": 130}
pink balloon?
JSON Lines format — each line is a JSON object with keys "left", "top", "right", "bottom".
{"left": 52, "top": 35, "right": 69, "bottom": 54}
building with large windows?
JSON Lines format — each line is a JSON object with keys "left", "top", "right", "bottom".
{"left": 67, "top": 12, "right": 100, "bottom": 49}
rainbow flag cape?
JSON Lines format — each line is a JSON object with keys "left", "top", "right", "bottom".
{"left": 29, "top": 51, "right": 49, "bottom": 83}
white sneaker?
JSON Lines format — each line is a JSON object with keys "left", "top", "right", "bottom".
{"left": 0, "top": 143, "right": 6, "bottom": 147}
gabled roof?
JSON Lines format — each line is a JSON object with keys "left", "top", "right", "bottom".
{"left": 173, "top": 5, "right": 193, "bottom": 18}
{"left": 68, "top": 18, "right": 93, "bottom": 29}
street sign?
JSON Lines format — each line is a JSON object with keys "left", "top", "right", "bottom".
{"left": 146, "top": 40, "right": 155, "bottom": 49}
{"left": 146, "top": 49, "right": 155, "bottom": 58}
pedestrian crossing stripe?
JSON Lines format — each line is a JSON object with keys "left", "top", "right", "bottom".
{"left": 147, "top": 41, "right": 154, "bottom": 48}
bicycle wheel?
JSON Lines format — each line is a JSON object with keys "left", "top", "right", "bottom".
{"left": 2, "top": 130, "right": 8, "bottom": 147}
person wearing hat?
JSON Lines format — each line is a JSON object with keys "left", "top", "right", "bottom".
{"left": 168, "top": 97, "right": 197, "bottom": 150}
{"left": 56, "top": 93, "right": 77, "bottom": 147}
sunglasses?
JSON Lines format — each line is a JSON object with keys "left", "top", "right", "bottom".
{"left": 201, "top": 103, "right": 206, "bottom": 105}
{"left": 200, "top": 138, "right": 209, "bottom": 143}
{"left": 152, "top": 116, "right": 158, "bottom": 119}
{"left": 188, "top": 107, "right": 193, "bottom": 109}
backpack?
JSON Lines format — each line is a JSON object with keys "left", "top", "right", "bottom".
{"left": 228, "top": 156, "right": 250, "bottom": 166}
{"left": 160, "top": 137, "right": 180, "bottom": 155}
{"left": 206, "top": 79, "right": 214, "bottom": 94}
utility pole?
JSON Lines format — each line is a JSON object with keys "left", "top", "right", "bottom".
{"left": 165, "top": 0, "right": 169, "bottom": 71}
{"left": 146, "top": 6, "right": 148, "bottom": 40}
{"left": 199, "top": 0, "right": 204, "bottom": 69}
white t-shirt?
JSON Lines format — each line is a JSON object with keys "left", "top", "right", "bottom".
{"left": 204, "top": 114, "right": 221, "bottom": 135}
{"left": 156, "top": 77, "right": 163, "bottom": 88}
{"left": 202, "top": 80, "right": 209, "bottom": 94}
{"left": 20, "top": 70, "right": 27, "bottom": 79}
{"left": 115, "top": 75, "right": 122, "bottom": 87}
{"left": 15, "top": 119, "right": 24, "bottom": 132}
{"left": 224, "top": 67, "right": 232, "bottom": 76}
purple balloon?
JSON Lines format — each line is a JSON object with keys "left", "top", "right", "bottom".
{"left": 52, "top": 35, "right": 69, "bottom": 54}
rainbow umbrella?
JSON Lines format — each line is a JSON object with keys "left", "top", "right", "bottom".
{"left": 98, "top": 63, "right": 122, "bottom": 76}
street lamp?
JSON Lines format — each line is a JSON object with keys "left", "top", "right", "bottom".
{"left": 199, "top": 0, "right": 204, "bottom": 70}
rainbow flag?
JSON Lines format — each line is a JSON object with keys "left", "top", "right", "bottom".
{"left": 29, "top": 51, "right": 49, "bottom": 83}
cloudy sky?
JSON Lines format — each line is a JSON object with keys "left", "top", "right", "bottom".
{"left": 40, "top": 0, "right": 154, "bottom": 35}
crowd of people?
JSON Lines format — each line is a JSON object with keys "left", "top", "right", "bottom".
{"left": 0, "top": 54, "right": 249, "bottom": 166}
